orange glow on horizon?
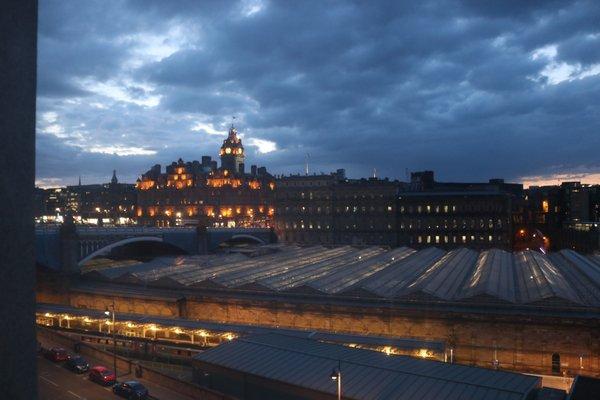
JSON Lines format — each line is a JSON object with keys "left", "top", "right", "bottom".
{"left": 520, "top": 172, "right": 600, "bottom": 188}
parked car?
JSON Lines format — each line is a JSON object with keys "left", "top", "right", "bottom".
{"left": 113, "top": 381, "right": 149, "bottom": 399}
{"left": 44, "top": 347, "right": 69, "bottom": 362}
{"left": 66, "top": 355, "right": 90, "bottom": 373}
{"left": 88, "top": 366, "right": 116, "bottom": 386}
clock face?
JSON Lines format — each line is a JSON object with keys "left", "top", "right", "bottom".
{"left": 237, "top": 148, "right": 243, "bottom": 155}
{"left": 225, "top": 147, "right": 232, "bottom": 154}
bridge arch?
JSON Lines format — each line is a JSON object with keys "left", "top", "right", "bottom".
{"left": 77, "top": 236, "right": 169, "bottom": 266}
{"left": 229, "top": 234, "right": 266, "bottom": 245}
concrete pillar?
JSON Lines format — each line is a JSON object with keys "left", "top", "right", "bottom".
{"left": 196, "top": 219, "right": 208, "bottom": 254}
{"left": 60, "top": 215, "right": 80, "bottom": 273}
{"left": 0, "top": 1, "right": 38, "bottom": 397}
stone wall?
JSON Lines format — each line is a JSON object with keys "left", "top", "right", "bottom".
{"left": 37, "top": 286, "right": 600, "bottom": 377}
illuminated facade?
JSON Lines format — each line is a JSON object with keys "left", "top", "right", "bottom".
{"left": 136, "top": 126, "right": 275, "bottom": 227}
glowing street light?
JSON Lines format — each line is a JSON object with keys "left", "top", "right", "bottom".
{"left": 104, "top": 300, "right": 117, "bottom": 380}
{"left": 330, "top": 361, "right": 342, "bottom": 400}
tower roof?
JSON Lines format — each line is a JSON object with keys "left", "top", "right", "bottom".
{"left": 221, "top": 125, "right": 244, "bottom": 151}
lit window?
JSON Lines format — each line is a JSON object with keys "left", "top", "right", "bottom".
{"left": 542, "top": 200, "right": 549, "bottom": 213}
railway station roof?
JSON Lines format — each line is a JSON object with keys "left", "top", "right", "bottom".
{"left": 83, "top": 246, "right": 600, "bottom": 308}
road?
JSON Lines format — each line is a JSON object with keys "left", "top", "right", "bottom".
{"left": 38, "top": 336, "right": 196, "bottom": 400}
{"left": 38, "top": 354, "right": 122, "bottom": 400}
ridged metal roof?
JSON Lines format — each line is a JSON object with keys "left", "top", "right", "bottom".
{"left": 85, "top": 246, "right": 600, "bottom": 307}
{"left": 194, "top": 333, "right": 541, "bottom": 400}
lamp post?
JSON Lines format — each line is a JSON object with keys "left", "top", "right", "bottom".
{"left": 330, "top": 361, "right": 341, "bottom": 400}
{"left": 104, "top": 300, "right": 117, "bottom": 380}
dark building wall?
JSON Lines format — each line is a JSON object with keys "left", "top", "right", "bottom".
{"left": 275, "top": 171, "right": 523, "bottom": 249}
{"left": 274, "top": 174, "right": 397, "bottom": 246}
{"left": 397, "top": 193, "right": 514, "bottom": 249}
{"left": 0, "top": 0, "right": 38, "bottom": 398}
{"left": 524, "top": 183, "right": 600, "bottom": 252}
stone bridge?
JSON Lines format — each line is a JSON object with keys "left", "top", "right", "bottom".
{"left": 36, "top": 225, "right": 276, "bottom": 272}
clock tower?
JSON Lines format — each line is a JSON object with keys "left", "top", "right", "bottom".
{"left": 220, "top": 125, "right": 245, "bottom": 173}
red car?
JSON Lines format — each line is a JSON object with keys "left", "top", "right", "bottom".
{"left": 44, "top": 347, "right": 69, "bottom": 362}
{"left": 89, "top": 366, "right": 116, "bottom": 386}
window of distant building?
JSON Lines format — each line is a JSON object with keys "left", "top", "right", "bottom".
{"left": 542, "top": 200, "right": 549, "bottom": 213}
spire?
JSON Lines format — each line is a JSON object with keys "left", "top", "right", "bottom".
{"left": 78, "top": 175, "right": 81, "bottom": 186}
{"left": 228, "top": 116, "right": 238, "bottom": 140}
{"left": 111, "top": 169, "right": 118, "bottom": 185}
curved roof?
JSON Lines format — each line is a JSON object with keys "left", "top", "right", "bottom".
{"left": 84, "top": 246, "right": 600, "bottom": 308}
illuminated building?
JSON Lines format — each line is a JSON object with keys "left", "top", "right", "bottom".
{"left": 274, "top": 170, "right": 399, "bottom": 246}
{"left": 35, "top": 171, "right": 137, "bottom": 225}
{"left": 136, "top": 125, "right": 275, "bottom": 227}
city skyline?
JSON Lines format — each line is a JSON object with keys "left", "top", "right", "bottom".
{"left": 37, "top": 1, "right": 600, "bottom": 187}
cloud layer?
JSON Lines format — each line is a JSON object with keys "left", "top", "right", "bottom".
{"left": 37, "top": 0, "right": 600, "bottom": 186}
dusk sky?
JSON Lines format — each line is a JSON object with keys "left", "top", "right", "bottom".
{"left": 36, "top": 0, "right": 600, "bottom": 188}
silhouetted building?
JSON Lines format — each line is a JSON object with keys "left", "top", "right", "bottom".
{"left": 274, "top": 170, "right": 398, "bottom": 246}
{"left": 397, "top": 172, "right": 524, "bottom": 250}
{"left": 136, "top": 125, "right": 275, "bottom": 227}
{"left": 524, "top": 182, "right": 600, "bottom": 252}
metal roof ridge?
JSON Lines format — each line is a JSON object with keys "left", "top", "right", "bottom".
{"left": 233, "top": 334, "right": 538, "bottom": 395}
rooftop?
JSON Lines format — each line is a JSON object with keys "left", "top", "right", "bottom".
{"left": 83, "top": 246, "right": 600, "bottom": 310}
{"left": 194, "top": 333, "right": 542, "bottom": 400}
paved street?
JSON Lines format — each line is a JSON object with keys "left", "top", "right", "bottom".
{"left": 38, "top": 336, "right": 196, "bottom": 400}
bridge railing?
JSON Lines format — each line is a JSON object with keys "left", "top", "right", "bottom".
{"left": 75, "top": 226, "right": 197, "bottom": 235}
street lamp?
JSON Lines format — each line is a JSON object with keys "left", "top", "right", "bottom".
{"left": 104, "top": 300, "right": 117, "bottom": 381}
{"left": 330, "top": 361, "right": 341, "bottom": 400}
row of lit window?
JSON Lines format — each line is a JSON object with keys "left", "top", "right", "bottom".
{"left": 399, "top": 218, "right": 505, "bottom": 230}
{"left": 298, "top": 192, "right": 390, "bottom": 199}
{"left": 399, "top": 203, "right": 505, "bottom": 214}
{"left": 139, "top": 206, "right": 273, "bottom": 218}
{"left": 282, "top": 221, "right": 393, "bottom": 230}
{"left": 415, "top": 235, "right": 505, "bottom": 244}
{"left": 279, "top": 205, "right": 393, "bottom": 214}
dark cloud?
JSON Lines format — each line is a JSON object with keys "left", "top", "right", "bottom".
{"left": 36, "top": 0, "right": 600, "bottom": 186}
